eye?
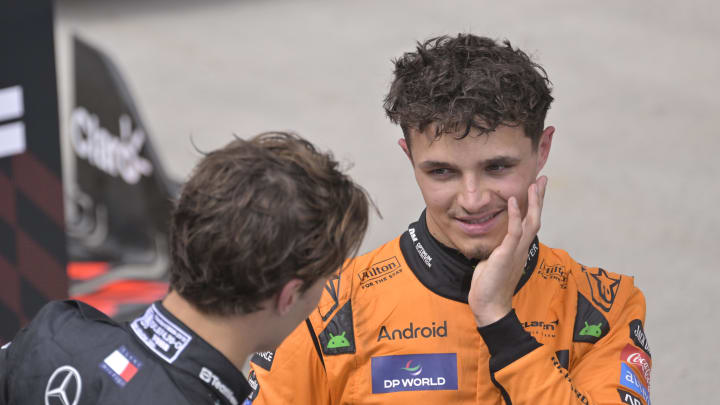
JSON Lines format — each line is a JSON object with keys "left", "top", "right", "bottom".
{"left": 428, "top": 168, "right": 453, "bottom": 177}
{"left": 486, "top": 164, "right": 511, "bottom": 173}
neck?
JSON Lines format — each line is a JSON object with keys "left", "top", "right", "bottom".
{"left": 162, "top": 291, "right": 266, "bottom": 371}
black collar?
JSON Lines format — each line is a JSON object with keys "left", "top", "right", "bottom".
{"left": 129, "top": 302, "right": 251, "bottom": 405}
{"left": 399, "top": 210, "right": 539, "bottom": 303}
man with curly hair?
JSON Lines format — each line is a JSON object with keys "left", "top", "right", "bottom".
{"left": 0, "top": 132, "right": 372, "bottom": 405}
{"left": 248, "top": 35, "right": 650, "bottom": 405}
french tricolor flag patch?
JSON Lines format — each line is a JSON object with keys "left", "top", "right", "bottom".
{"left": 100, "top": 346, "right": 143, "bottom": 387}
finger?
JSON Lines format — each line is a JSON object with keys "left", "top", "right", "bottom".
{"left": 508, "top": 196, "right": 522, "bottom": 239}
{"left": 521, "top": 183, "right": 541, "bottom": 242}
{"left": 498, "top": 196, "right": 523, "bottom": 256}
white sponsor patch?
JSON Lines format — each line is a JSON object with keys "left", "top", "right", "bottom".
{"left": 0, "top": 121, "right": 26, "bottom": 159}
{"left": 130, "top": 304, "right": 192, "bottom": 363}
{"left": 0, "top": 86, "right": 23, "bottom": 122}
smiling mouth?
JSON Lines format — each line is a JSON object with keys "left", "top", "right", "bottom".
{"left": 458, "top": 210, "right": 503, "bottom": 224}
{"left": 454, "top": 209, "right": 504, "bottom": 235}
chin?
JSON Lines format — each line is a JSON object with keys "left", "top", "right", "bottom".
{"left": 457, "top": 237, "right": 502, "bottom": 261}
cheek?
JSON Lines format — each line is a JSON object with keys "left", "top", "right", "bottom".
{"left": 416, "top": 178, "right": 455, "bottom": 212}
{"left": 493, "top": 175, "right": 532, "bottom": 209}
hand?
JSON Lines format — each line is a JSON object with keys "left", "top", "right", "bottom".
{"left": 468, "top": 176, "right": 547, "bottom": 327}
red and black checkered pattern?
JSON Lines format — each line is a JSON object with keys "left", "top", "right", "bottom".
{"left": 0, "top": 154, "right": 67, "bottom": 343}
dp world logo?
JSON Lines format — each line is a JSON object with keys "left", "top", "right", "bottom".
{"left": 401, "top": 360, "right": 422, "bottom": 376}
{"left": 45, "top": 365, "right": 82, "bottom": 405}
{"left": 371, "top": 353, "right": 457, "bottom": 394}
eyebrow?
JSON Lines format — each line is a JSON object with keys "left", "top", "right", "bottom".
{"left": 417, "top": 155, "right": 521, "bottom": 170}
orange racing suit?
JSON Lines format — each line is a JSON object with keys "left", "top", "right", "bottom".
{"left": 246, "top": 211, "right": 651, "bottom": 405}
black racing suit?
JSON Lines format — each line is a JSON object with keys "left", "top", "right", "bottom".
{"left": 0, "top": 300, "right": 251, "bottom": 405}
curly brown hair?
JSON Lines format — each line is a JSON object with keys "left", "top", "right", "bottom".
{"left": 384, "top": 34, "right": 554, "bottom": 147}
{"left": 169, "top": 132, "right": 371, "bottom": 315}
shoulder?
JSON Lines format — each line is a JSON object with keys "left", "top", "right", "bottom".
{"left": 539, "top": 244, "right": 645, "bottom": 321}
{"left": 2, "top": 301, "right": 189, "bottom": 404}
{"left": 303, "top": 236, "right": 404, "bottom": 355}
{"left": 316, "top": 235, "right": 404, "bottom": 312}
{"left": 10, "top": 300, "right": 120, "bottom": 347}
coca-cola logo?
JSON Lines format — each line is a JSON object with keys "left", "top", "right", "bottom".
{"left": 70, "top": 106, "right": 153, "bottom": 185}
{"left": 621, "top": 344, "right": 651, "bottom": 388}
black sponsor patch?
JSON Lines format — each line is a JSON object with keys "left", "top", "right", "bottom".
{"left": 617, "top": 388, "right": 643, "bottom": 405}
{"left": 250, "top": 351, "right": 275, "bottom": 371}
{"left": 573, "top": 293, "right": 610, "bottom": 343}
{"left": 319, "top": 300, "right": 355, "bottom": 355}
{"left": 555, "top": 350, "right": 570, "bottom": 370}
{"left": 246, "top": 370, "right": 260, "bottom": 402}
{"left": 629, "top": 319, "right": 651, "bottom": 358}
{"left": 585, "top": 267, "right": 621, "bottom": 312}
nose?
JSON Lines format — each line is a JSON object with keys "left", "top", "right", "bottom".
{"left": 456, "top": 176, "right": 492, "bottom": 214}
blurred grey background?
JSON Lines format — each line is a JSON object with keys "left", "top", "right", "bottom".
{"left": 55, "top": 0, "right": 719, "bottom": 402}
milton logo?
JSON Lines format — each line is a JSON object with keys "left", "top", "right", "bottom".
{"left": 371, "top": 353, "right": 458, "bottom": 394}
{"left": 377, "top": 321, "right": 447, "bottom": 342}
{"left": 358, "top": 257, "right": 400, "bottom": 283}
{"left": 537, "top": 259, "right": 567, "bottom": 288}
{"left": 359, "top": 257, "right": 403, "bottom": 290}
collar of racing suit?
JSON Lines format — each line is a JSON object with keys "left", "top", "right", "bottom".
{"left": 399, "top": 209, "right": 540, "bottom": 303}
{"left": 128, "top": 301, "right": 252, "bottom": 405}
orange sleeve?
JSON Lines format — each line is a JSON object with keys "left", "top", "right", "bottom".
{"left": 247, "top": 319, "right": 331, "bottom": 405}
{"left": 479, "top": 288, "right": 650, "bottom": 405}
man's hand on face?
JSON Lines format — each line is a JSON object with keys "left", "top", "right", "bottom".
{"left": 468, "top": 176, "right": 548, "bottom": 327}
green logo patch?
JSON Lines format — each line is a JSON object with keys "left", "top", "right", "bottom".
{"left": 326, "top": 331, "right": 350, "bottom": 349}
{"left": 579, "top": 321, "right": 603, "bottom": 337}
{"left": 573, "top": 293, "right": 610, "bottom": 343}
{"left": 318, "top": 300, "right": 355, "bottom": 355}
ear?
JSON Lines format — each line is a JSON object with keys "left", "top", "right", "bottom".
{"left": 398, "top": 138, "right": 412, "bottom": 162}
{"left": 275, "top": 278, "right": 304, "bottom": 316}
{"left": 535, "top": 126, "right": 555, "bottom": 173}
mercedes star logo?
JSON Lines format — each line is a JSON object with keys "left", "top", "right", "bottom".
{"left": 45, "top": 365, "right": 82, "bottom": 405}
